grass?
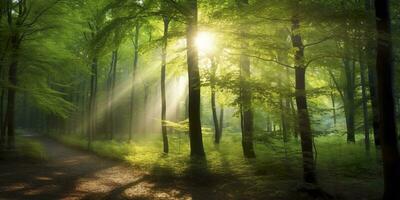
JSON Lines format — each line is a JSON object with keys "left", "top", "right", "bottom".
{"left": 47, "top": 132, "right": 382, "bottom": 181}
{"left": 47, "top": 132, "right": 384, "bottom": 199}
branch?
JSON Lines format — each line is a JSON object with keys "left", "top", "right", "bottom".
{"left": 228, "top": 52, "right": 294, "bottom": 69}
{"left": 327, "top": 68, "right": 344, "bottom": 102}
{"left": 23, "top": 0, "right": 60, "bottom": 27}
{"left": 304, "top": 36, "right": 333, "bottom": 48}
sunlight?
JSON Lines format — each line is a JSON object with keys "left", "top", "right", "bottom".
{"left": 195, "top": 32, "right": 215, "bottom": 54}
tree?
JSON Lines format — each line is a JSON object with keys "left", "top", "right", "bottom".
{"left": 186, "top": 0, "right": 205, "bottom": 157}
{"left": 290, "top": 0, "right": 316, "bottom": 184}
{"left": 161, "top": 15, "right": 169, "bottom": 153}
{"left": 374, "top": 0, "right": 400, "bottom": 198}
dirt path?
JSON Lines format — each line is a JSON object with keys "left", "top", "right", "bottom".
{"left": 0, "top": 136, "right": 200, "bottom": 200}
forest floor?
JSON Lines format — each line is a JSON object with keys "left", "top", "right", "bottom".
{"left": 0, "top": 134, "right": 383, "bottom": 200}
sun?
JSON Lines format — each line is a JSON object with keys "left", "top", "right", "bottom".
{"left": 195, "top": 32, "right": 215, "bottom": 54}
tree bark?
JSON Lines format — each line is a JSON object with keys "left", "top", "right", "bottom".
{"left": 374, "top": 1, "right": 400, "bottom": 199}
{"left": 186, "top": 0, "right": 205, "bottom": 157}
{"left": 161, "top": 16, "right": 169, "bottom": 153}
{"left": 291, "top": 12, "right": 316, "bottom": 184}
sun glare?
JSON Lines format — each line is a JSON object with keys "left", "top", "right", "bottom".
{"left": 195, "top": 32, "right": 215, "bottom": 54}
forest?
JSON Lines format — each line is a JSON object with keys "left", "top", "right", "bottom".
{"left": 0, "top": 0, "right": 399, "bottom": 199}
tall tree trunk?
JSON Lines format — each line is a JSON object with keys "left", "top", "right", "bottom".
{"left": 5, "top": 33, "right": 19, "bottom": 149}
{"left": 88, "top": 57, "right": 98, "bottom": 148}
{"left": 365, "top": 0, "right": 381, "bottom": 147}
{"left": 240, "top": 53, "right": 256, "bottom": 158}
{"left": 374, "top": 1, "right": 400, "bottom": 199}
{"left": 129, "top": 22, "right": 140, "bottom": 141}
{"left": 210, "top": 57, "right": 221, "bottom": 144}
{"left": 186, "top": 0, "right": 205, "bottom": 157}
{"left": 291, "top": 12, "right": 316, "bottom": 184}
{"left": 343, "top": 53, "right": 356, "bottom": 143}
{"left": 107, "top": 50, "right": 117, "bottom": 140}
{"left": 237, "top": 0, "right": 255, "bottom": 159}
{"left": 161, "top": 16, "right": 169, "bottom": 153}
{"left": 360, "top": 52, "right": 370, "bottom": 151}
{"left": 330, "top": 90, "right": 337, "bottom": 127}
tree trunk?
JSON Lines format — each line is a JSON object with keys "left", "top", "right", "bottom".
{"left": 291, "top": 13, "right": 316, "bottom": 184}
{"left": 343, "top": 55, "right": 356, "bottom": 143}
{"left": 0, "top": 88, "right": 5, "bottom": 147}
{"left": 186, "top": 0, "right": 205, "bottom": 157}
{"left": 107, "top": 50, "right": 117, "bottom": 140}
{"left": 5, "top": 33, "right": 19, "bottom": 149}
{"left": 210, "top": 57, "right": 221, "bottom": 144}
{"left": 359, "top": 52, "right": 370, "bottom": 151}
{"left": 374, "top": 1, "right": 400, "bottom": 199}
{"left": 219, "top": 106, "right": 224, "bottom": 138}
{"left": 88, "top": 57, "right": 98, "bottom": 148}
{"left": 365, "top": 0, "right": 381, "bottom": 147}
{"left": 161, "top": 16, "right": 169, "bottom": 153}
{"left": 129, "top": 22, "right": 140, "bottom": 141}
{"left": 331, "top": 90, "right": 337, "bottom": 127}
{"left": 239, "top": 53, "right": 256, "bottom": 158}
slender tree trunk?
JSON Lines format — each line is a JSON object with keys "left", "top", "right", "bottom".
{"left": 186, "top": 0, "right": 205, "bottom": 157}
{"left": 374, "top": 1, "right": 400, "bottom": 199}
{"left": 0, "top": 88, "right": 5, "bottom": 147}
{"left": 88, "top": 57, "right": 98, "bottom": 148}
{"left": 291, "top": 12, "right": 316, "bottom": 184}
{"left": 360, "top": 52, "right": 370, "bottom": 151}
{"left": 107, "top": 50, "right": 117, "bottom": 140}
{"left": 219, "top": 106, "right": 224, "bottom": 138}
{"left": 161, "top": 16, "right": 169, "bottom": 153}
{"left": 111, "top": 50, "right": 117, "bottom": 139}
{"left": 331, "top": 90, "right": 337, "bottom": 127}
{"left": 280, "top": 96, "right": 288, "bottom": 142}
{"left": 129, "top": 22, "right": 140, "bottom": 141}
{"left": 210, "top": 57, "right": 221, "bottom": 144}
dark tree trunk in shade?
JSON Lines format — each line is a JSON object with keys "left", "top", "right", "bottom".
{"left": 374, "top": 1, "right": 400, "bottom": 199}
{"left": 342, "top": 47, "right": 356, "bottom": 143}
{"left": 5, "top": 33, "right": 20, "bottom": 149}
{"left": 291, "top": 13, "right": 316, "bottom": 184}
{"left": 240, "top": 54, "right": 256, "bottom": 158}
{"left": 330, "top": 89, "right": 337, "bottom": 127}
{"left": 359, "top": 52, "right": 370, "bottom": 151}
{"left": 0, "top": 88, "right": 5, "bottom": 147}
{"left": 210, "top": 58, "right": 221, "bottom": 144}
{"left": 237, "top": 0, "right": 255, "bottom": 159}
{"left": 161, "top": 16, "right": 169, "bottom": 153}
{"left": 129, "top": 22, "right": 140, "bottom": 141}
{"left": 219, "top": 106, "right": 224, "bottom": 138}
{"left": 186, "top": 0, "right": 205, "bottom": 157}
{"left": 365, "top": 0, "right": 381, "bottom": 147}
